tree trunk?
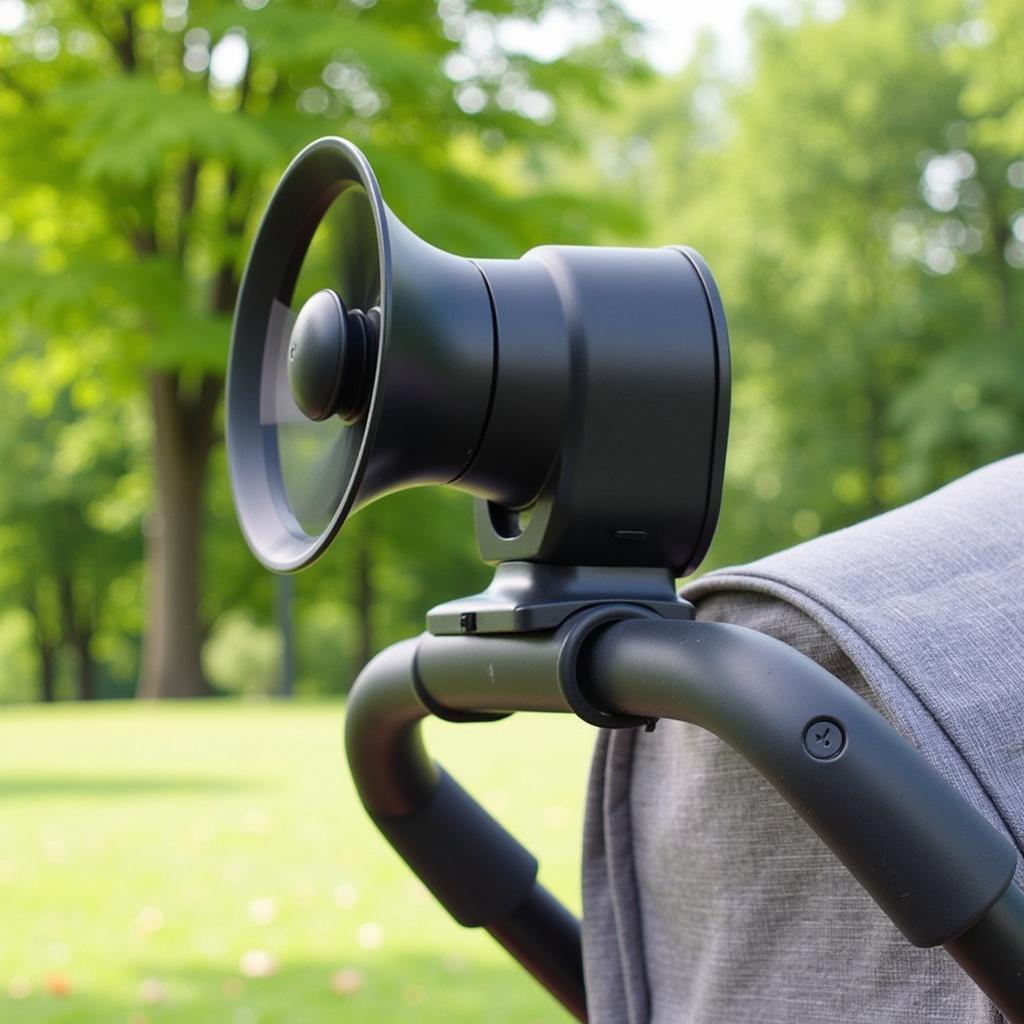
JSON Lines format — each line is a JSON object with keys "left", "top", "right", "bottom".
{"left": 354, "top": 525, "right": 374, "bottom": 680}
{"left": 864, "top": 361, "right": 885, "bottom": 516}
{"left": 71, "top": 626, "right": 95, "bottom": 701}
{"left": 30, "top": 601, "right": 57, "bottom": 703}
{"left": 71, "top": 614, "right": 95, "bottom": 702}
{"left": 137, "top": 370, "right": 220, "bottom": 698}
{"left": 991, "top": 220, "right": 1014, "bottom": 333}
{"left": 38, "top": 640, "right": 57, "bottom": 702}
{"left": 59, "top": 574, "right": 96, "bottom": 700}
{"left": 275, "top": 574, "right": 295, "bottom": 698}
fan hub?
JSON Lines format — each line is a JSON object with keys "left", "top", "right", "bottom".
{"left": 287, "top": 289, "right": 374, "bottom": 423}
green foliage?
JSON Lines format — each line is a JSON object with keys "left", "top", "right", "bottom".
{"left": 0, "top": 0, "right": 1021, "bottom": 700}
{"left": 604, "top": 0, "right": 1023, "bottom": 565}
{"left": 0, "top": 358, "right": 146, "bottom": 699}
{"left": 0, "top": 0, "right": 643, "bottom": 698}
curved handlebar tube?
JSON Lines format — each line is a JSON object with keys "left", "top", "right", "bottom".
{"left": 344, "top": 636, "right": 588, "bottom": 1019}
{"left": 344, "top": 614, "right": 1024, "bottom": 1023}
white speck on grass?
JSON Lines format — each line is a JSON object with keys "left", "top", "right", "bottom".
{"left": 243, "top": 809, "right": 272, "bottom": 835}
{"left": 330, "top": 967, "right": 363, "bottom": 995}
{"left": 134, "top": 906, "right": 165, "bottom": 936}
{"left": 356, "top": 922, "right": 384, "bottom": 950}
{"left": 239, "top": 949, "right": 278, "bottom": 978}
{"left": 333, "top": 883, "right": 358, "bottom": 909}
{"left": 7, "top": 976, "right": 32, "bottom": 999}
{"left": 46, "top": 941, "right": 70, "bottom": 964}
{"left": 138, "top": 977, "right": 168, "bottom": 1005}
{"left": 247, "top": 897, "right": 277, "bottom": 925}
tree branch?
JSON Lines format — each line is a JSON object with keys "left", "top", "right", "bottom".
{"left": 73, "top": 0, "right": 133, "bottom": 72}
{"left": 0, "top": 66, "right": 40, "bottom": 107}
{"left": 177, "top": 156, "right": 202, "bottom": 266}
{"left": 115, "top": 7, "right": 137, "bottom": 72}
{"left": 194, "top": 374, "right": 223, "bottom": 456}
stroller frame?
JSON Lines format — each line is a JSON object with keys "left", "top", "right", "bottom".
{"left": 224, "top": 134, "right": 1022, "bottom": 1019}
{"left": 346, "top": 572, "right": 1024, "bottom": 1022}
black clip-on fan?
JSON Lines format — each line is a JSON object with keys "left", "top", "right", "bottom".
{"left": 228, "top": 137, "right": 1024, "bottom": 1022}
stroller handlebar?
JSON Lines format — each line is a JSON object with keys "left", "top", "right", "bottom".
{"left": 344, "top": 611, "right": 1023, "bottom": 1022}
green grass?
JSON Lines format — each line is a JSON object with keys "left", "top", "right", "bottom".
{"left": 0, "top": 701, "right": 596, "bottom": 1023}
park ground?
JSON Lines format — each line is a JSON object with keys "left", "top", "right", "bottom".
{"left": 0, "top": 702, "right": 594, "bottom": 1023}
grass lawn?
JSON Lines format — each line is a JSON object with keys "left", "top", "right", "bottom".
{"left": 0, "top": 700, "right": 596, "bottom": 1023}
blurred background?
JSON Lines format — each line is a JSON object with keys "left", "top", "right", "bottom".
{"left": 0, "top": 0, "right": 1020, "bottom": 1020}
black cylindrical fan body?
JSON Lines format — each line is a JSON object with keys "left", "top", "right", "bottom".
{"left": 228, "top": 136, "right": 729, "bottom": 575}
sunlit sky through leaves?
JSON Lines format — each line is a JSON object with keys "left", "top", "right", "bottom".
{"left": 0, "top": 0, "right": 799, "bottom": 78}
{"left": 492, "top": 0, "right": 794, "bottom": 75}
{"left": 618, "top": 0, "right": 791, "bottom": 73}
{"left": 124, "top": 1, "right": 804, "bottom": 106}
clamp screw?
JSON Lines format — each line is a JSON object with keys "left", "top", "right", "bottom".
{"left": 804, "top": 718, "right": 845, "bottom": 759}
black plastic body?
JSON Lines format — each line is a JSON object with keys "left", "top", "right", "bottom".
{"left": 583, "top": 618, "right": 1017, "bottom": 948}
{"left": 344, "top": 637, "right": 587, "bottom": 1020}
{"left": 426, "top": 562, "right": 695, "bottom": 635}
{"left": 377, "top": 769, "right": 538, "bottom": 927}
{"left": 469, "top": 246, "right": 729, "bottom": 575}
{"left": 228, "top": 137, "right": 729, "bottom": 575}
{"left": 227, "top": 138, "right": 494, "bottom": 571}
{"left": 234, "top": 136, "right": 1024, "bottom": 1022}
{"left": 345, "top": 612, "right": 1024, "bottom": 1022}
{"left": 946, "top": 883, "right": 1024, "bottom": 1021}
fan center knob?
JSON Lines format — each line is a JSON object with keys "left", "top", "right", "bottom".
{"left": 287, "top": 289, "right": 375, "bottom": 423}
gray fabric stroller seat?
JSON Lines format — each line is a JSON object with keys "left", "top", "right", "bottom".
{"left": 583, "top": 454, "right": 1024, "bottom": 1023}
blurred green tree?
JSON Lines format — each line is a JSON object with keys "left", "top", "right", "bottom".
{"left": 889, "top": 0, "right": 1024, "bottom": 493}
{"left": 0, "top": 0, "right": 641, "bottom": 696}
{"left": 2, "top": 0, "right": 1017, "bottom": 702}
{"left": 604, "top": 0, "right": 1022, "bottom": 565}
{"left": 0, "top": 371, "right": 144, "bottom": 700}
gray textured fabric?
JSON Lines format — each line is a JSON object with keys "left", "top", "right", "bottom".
{"left": 582, "top": 455, "right": 1024, "bottom": 1023}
